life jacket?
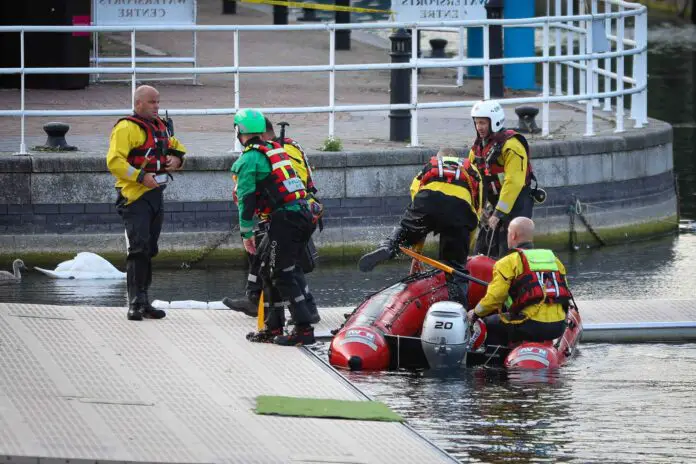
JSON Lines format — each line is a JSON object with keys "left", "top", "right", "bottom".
{"left": 472, "top": 129, "right": 533, "bottom": 201}
{"left": 279, "top": 137, "right": 317, "bottom": 195}
{"left": 243, "top": 140, "right": 307, "bottom": 216}
{"left": 417, "top": 155, "right": 481, "bottom": 212}
{"left": 507, "top": 249, "right": 572, "bottom": 316}
{"left": 118, "top": 114, "right": 170, "bottom": 173}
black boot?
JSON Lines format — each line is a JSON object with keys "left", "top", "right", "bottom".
{"left": 246, "top": 327, "right": 283, "bottom": 343}
{"left": 358, "top": 227, "right": 405, "bottom": 272}
{"left": 127, "top": 303, "right": 143, "bottom": 321}
{"left": 274, "top": 325, "right": 315, "bottom": 346}
{"left": 222, "top": 290, "right": 260, "bottom": 317}
{"left": 142, "top": 301, "right": 166, "bottom": 319}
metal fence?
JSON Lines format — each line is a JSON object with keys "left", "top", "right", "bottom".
{"left": 0, "top": 0, "right": 647, "bottom": 154}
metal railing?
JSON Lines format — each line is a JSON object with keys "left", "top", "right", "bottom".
{"left": 0, "top": 0, "right": 647, "bottom": 154}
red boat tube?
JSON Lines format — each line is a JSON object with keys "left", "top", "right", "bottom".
{"left": 329, "top": 255, "right": 496, "bottom": 370}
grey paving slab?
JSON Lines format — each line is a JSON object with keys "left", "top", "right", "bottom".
{"left": 0, "top": 303, "right": 457, "bottom": 464}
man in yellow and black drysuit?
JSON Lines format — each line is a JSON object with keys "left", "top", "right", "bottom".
{"left": 358, "top": 147, "right": 483, "bottom": 305}
{"left": 468, "top": 217, "right": 570, "bottom": 346}
{"left": 107, "top": 84, "right": 186, "bottom": 321}
{"left": 469, "top": 100, "right": 544, "bottom": 258}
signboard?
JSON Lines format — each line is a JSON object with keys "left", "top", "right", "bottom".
{"left": 93, "top": 0, "right": 196, "bottom": 26}
{"left": 391, "top": 0, "right": 487, "bottom": 23}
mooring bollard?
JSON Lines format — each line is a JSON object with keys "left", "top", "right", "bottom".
{"left": 485, "top": 0, "right": 505, "bottom": 98}
{"left": 515, "top": 105, "right": 541, "bottom": 134}
{"left": 35, "top": 122, "right": 78, "bottom": 151}
{"left": 429, "top": 38, "right": 448, "bottom": 58}
{"left": 389, "top": 29, "right": 411, "bottom": 142}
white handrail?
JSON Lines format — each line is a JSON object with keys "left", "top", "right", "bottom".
{"left": 0, "top": 0, "right": 647, "bottom": 153}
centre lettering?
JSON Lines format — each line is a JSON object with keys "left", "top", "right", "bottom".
{"left": 118, "top": 8, "right": 167, "bottom": 17}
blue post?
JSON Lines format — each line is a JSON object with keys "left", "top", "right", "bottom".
{"left": 504, "top": 0, "right": 536, "bottom": 90}
{"left": 467, "top": 27, "right": 483, "bottom": 78}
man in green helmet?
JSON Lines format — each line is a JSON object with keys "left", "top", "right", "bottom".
{"left": 231, "top": 108, "right": 316, "bottom": 346}
{"left": 467, "top": 217, "right": 572, "bottom": 347}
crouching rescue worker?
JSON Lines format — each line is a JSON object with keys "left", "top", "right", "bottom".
{"left": 231, "top": 108, "right": 316, "bottom": 345}
{"left": 224, "top": 117, "right": 322, "bottom": 325}
{"left": 107, "top": 84, "right": 186, "bottom": 321}
{"left": 358, "top": 147, "right": 482, "bottom": 305}
{"left": 469, "top": 100, "right": 545, "bottom": 258}
{"left": 467, "top": 217, "right": 570, "bottom": 346}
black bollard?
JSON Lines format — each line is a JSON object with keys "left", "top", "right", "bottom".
{"left": 36, "top": 122, "right": 78, "bottom": 151}
{"left": 273, "top": 4, "right": 288, "bottom": 25}
{"left": 429, "top": 38, "right": 448, "bottom": 58}
{"left": 335, "top": 0, "right": 351, "bottom": 50}
{"left": 389, "top": 29, "right": 411, "bottom": 142}
{"left": 485, "top": 0, "right": 504, "bottom": 98}
{"left": 514, "top": 106, "right": 541, "bottom": 134}
{"left": 222, "top": 0, "right": 236, "bottom": 14}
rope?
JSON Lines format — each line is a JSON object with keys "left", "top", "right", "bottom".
{"left": 180, "top": 225, "right": 239, "bottom": 269}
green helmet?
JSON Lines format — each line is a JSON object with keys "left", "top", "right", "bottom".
{"left": 234, "top": 108, "right": 266, "bottom": 134}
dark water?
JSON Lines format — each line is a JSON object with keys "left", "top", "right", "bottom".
{"left": 2, "top": 18, "right": 696, "bottom": 464}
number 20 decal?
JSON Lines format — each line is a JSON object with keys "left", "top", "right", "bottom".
{"left": 434, "top": 321, "right": 454, "bottom": 329}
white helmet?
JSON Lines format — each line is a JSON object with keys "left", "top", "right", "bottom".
{"left": 471, "top": 100, "right": 506, "bottom": 133}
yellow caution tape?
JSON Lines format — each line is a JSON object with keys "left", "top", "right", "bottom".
{"left": 239, "top": 0, "right": 393, "bottom": 15}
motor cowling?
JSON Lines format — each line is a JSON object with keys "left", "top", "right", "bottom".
{"left": 420, "top": 301, "right": 470, "bottom": 369}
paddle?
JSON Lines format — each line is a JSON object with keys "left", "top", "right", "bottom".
{"left": 408, "top": 239, "right": 425, "bottom": 275}
{"left": 399, "top": 246, "right": 489, "bottom": 287}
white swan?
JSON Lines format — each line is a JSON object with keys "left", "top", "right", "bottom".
{"left": 35, "top": 252, "right": 126, "bottom": 280}
{"left": 0, "top": 259, "right": 27, "bottom": 283}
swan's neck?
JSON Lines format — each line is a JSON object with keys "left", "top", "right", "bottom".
{"left": 12, "top": 262, "right": 22, "bottom": 279}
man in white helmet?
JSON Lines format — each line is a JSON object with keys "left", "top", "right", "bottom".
{"left": 468, "top": 100, "right": 538, "bottom": 258}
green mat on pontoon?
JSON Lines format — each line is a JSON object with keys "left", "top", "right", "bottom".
{"left": 255, "top": 395, "right": 404, "bottom": 422}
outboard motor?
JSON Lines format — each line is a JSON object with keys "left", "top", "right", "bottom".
{"left": 420, "top": 301, "right": 470, "bottom": 369}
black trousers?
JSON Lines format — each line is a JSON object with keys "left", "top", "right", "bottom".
{"left": 116, "top": 187, "right": 164, "bottom": 305}
{"left": 400, "top": 190, "right": 479, "bottom": 265}
{"left": 475, "top": 186, "right": 534, "bottom": 258}
{"left": 483, "top": 313, "right": 566, "bottom": 346}
{"left": 255, "top": 208, "right": 314, "bottom": 330}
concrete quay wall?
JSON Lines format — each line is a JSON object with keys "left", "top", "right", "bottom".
{"left": 0, "top": 120, "right": 677, "bottom": 267}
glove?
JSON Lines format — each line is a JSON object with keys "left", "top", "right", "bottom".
{"left": 242, "top": 236, "right": 256, "bottom": 255}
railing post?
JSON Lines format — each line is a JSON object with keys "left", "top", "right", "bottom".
{"left": 566, "top": 0, "right": 573, "bottom": 97}
{"left": 585, "top": 9, "right": 595, "bottom": 136}
{"left": 131, "top": 30, "right": 136, "bottom": 110}
{"left": 591, "top": 0, "right": 600, "bottom": 108}
{"left": 457, "top": 26, "right": 464, "bottom": 87}
{"left": 485, "top": 0, "right": 504, "bottom": 98}
{"left": 389, "top": 28, "right": 411, "bottom": 142}
{"left": 483, "top": 24, "right": 490, "bottom": 100}
{"left": 578, "top": 0, "right": 586, "bottom": 103}
{"left": 335, "top": 0, "right": 351, "bottom": 50}
{"left": 554, "top": 0, "right": 562, "bottom": 96}
{"left": 543, "top": 18, "right": 550, "bottom": 136}
{"left": 615, "top": 4, "right": 625, "bottom": 133}
{"left": 234, "top": 29, "right": 242, "bottom": 153}
{"left": 640, "top": 12, "right": 648, "bottom": 126}
{"left": 19, "top": 29, "right": 27, "bottom": 155}
{"left": 603, "top": 1, "right": 612, "bottom": 111}
{"left": 329, "top": 28, "right": 336, "bottom": 138}
{"left": 410, "top": 27, "right": 419, "bottom": 146}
